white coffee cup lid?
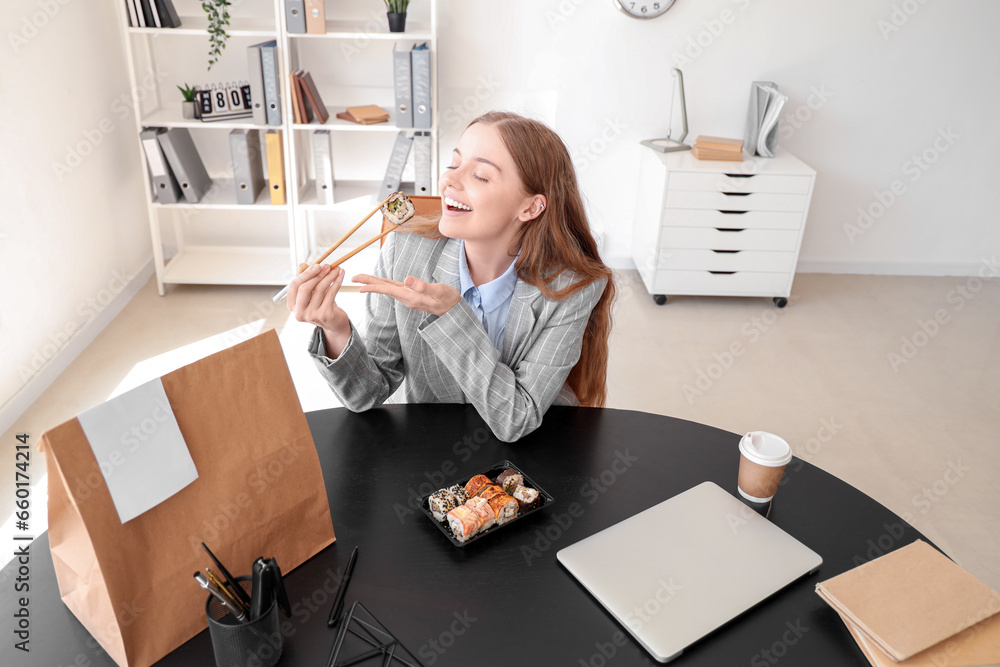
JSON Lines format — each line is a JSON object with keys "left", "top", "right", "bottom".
{"left": 739, "top": 431, "right": 792, "bottom": 467}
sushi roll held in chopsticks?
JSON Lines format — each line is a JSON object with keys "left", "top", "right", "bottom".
{"left": 382, "top": 191, "right": 416, "bottom": 226}
{"left": 446, "top": 504, "right": 482, "bottom": 542}
{"left": 272, "top": 191, "right": 416, "bottom": 303}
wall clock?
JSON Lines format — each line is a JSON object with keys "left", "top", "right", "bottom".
{"left": 613, "top": 0, "right": 676, "bottom": 19}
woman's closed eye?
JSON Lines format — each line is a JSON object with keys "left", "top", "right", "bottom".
{"left": 445, "top": 165, "right": 488, "bottom": 183}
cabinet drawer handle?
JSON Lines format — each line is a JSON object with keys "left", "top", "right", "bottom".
{"left": 711, "top": 249, "right": 740, "bottom": 254}
{"left": 718, "top": 209, "right": 747, "bottom": 214}
{"left": 724, "top": 173, "right": 754, "bottom": 178}
{"left": 721, "top": 192, "right": 751, "bottom": 197}
{"left": 715, "top": 227, "right": 745, "bottom": 232}
{"left": 708, "top": 271, "right": 737, "bottom": 275}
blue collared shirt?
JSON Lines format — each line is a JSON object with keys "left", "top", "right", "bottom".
{"left": 457, "top": 240, "right": 519, "bottom": 353}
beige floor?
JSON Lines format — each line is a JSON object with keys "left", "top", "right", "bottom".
{"left": 2, "top": 270, "right": 998, "bottom": 592}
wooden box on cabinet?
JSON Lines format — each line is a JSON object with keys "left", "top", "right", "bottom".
{"left": 631, "top": 148, "right": 815, "bottom": 307}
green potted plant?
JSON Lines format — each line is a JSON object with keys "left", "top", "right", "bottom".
{"left": 384, "top": 0, "right": 409, "bottom": 32}
{"left": 202, "top": 0, "right": 231, "bottom": 70}
{"left": 177, "top": 83, "right": 198, "bottom": 119}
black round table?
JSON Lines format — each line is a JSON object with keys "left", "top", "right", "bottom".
{"left": 2, "top": 405, "right": 933, "bottom": 667}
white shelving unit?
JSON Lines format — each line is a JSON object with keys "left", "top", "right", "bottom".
{"left": 114, "top": 0, "right": 439, "bottom": 295}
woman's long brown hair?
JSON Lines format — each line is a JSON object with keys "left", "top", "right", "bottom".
{"left": 405, "top": 110, "right": 616, "bottom": 407}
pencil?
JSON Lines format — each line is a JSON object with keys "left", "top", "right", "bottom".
{"left": 206, "top": 568, "right": 247, "bottom": 615}
{"left": 327, "top": 546, "right": 358, "bottom": 627}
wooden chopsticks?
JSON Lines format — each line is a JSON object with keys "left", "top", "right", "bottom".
{"left": 311, "top": 193, "right": 395, "bottom": 268}
{"left": 272, "top": 193, "right": 404, "bottom": 302}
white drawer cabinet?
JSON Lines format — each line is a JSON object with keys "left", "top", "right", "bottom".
{"left": 631, "top": 148, "right": 815, "bottom": 306}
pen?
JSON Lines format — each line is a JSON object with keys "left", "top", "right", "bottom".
{"left": 194, "top": 572, "right": 247, "bottom": 623}
{"left": 206, "top": 568, "right": 248, "bottom": 616}
{"left": 327, "top": 546, "right": 358, "bottom": 627}
{"left": 202, "top": 542, "right": 253, "bottom": 609}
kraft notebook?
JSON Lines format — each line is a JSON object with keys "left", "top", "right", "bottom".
{"left": 840, "top": 609, "right": 1000, "bottom": 667}
{"left": 815, "top": 540, "right": 1000, "bottom": 662}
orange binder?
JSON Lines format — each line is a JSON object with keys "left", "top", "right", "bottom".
{"left": 264, "top": 130, "right": 285, "bottom": 205}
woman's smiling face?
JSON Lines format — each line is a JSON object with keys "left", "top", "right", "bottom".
{"left": 439, "top": 122, "right": 539, "bottom": 249}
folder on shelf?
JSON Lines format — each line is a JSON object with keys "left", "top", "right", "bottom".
{"left": 140, "top": 128, "right": 181, "bottom": 204}
{"left": 285, "top": 0, "right": 306, "bottom": 33}
{"left": 265, "top": 130, "right": 286, "bottom": 205}
{"left": 815, "top": 540, "right": 1000, "bottom": 663}
{"left": 146, "top": 0, "right": 162, "bottom": 27}
{"left": 230, "top": 129, "right": 265, "bottom": 205}
{"left": 247, "top": 42, "right": 268, "bottom": 125}
{"left": 123, "top": 0, "right": 139, "bottom": 27}
{"left": 312, "top": 130, "right": 334, "bottom": 205}
{"left": 297, "top": 70, "right": 329, "bottom": 124}
{"left": 260, "top": 40, "right": 282, "bottom": 126}
{"left": 156, "top": 127, "right": 212, "bottom": 203}
{"left": 335, "top": 104, "right": 389, "bottom": 125}
{"left": 380, "top": 131, "right": 414, "bottom": 196}
{"left": 305, "top": 0, "right": 326, "bottom": 34}
{"left": 131, "top": 0, "right": 145, "bottom": 27}
{"left": 392, "top": 43, "right": 413, "bottom": 128}
{"left": 413, "top": 131, "right": 432, "bottom": 196}
{"left": 154, "top": 0, "right": 180, "bottom": 28}
{"left": 137, "top": 0, "right": 154, "bottom": 27}
{"left": 411, "top": 42, "right": 431, "bottom": 129}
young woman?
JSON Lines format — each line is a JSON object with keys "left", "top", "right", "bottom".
{"left": 288, "top": 110, "right": 615, "bottom": 442}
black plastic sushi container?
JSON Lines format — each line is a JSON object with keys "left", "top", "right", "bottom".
{"left": 419, "top": 460, "right": 554, "bottom": 547}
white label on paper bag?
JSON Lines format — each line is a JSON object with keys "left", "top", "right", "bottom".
{"left": 77, "top": 378, "right": 198, "bottom": 523}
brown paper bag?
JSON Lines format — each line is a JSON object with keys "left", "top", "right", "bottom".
{"left": 38, "top": 329, "right": 335, "bottom": 667}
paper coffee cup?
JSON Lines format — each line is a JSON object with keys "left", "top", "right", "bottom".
{"left": 737, "top": 431, "right": 792, "bottom": 503}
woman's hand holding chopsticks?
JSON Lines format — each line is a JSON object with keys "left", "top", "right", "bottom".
{"left": 288, "top": 263, "right": 353, "bottom": 358}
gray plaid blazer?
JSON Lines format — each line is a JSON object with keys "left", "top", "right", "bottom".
{"left": 307, "top": 230, "right": 606, "bottom": 442}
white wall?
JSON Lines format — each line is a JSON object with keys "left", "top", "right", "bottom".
{"left": 0, "top": 0, "right": 152, "bottom": 431}
{"left": 436, "top": 0, "right": 1000, "bottom": 275}
{"left": 1, "top": 0, "right": 996, "bottom": 429}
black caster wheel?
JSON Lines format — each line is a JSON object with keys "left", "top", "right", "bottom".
{"left": 773, "top": 297, "right": 788, "bottom": 308}
{"left": 653, "top": 295, "right": 668, "bottom": 306}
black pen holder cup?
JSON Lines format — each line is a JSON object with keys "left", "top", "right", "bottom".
{"left": 205, "top": 576, "right": 282, "bottom": 667}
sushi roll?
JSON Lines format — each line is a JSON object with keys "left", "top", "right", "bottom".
{"left": 512, "top": 485, "right": 541, "bottom": 512}
{"left": 381, "top": 192, "right": 415, "bottom": 226}
{"left": 428, "top": 489, "right": 457, "bottom": 522}
{"left": 464, "top": 496, "right": 496, "bottom": 532}
{"left": 447, "top": 484, "right": 470, "bottom": 505}
{"left": 476, "top": 484, "right": 504, "bottom": 502}
{"left": 464, "top": 474, "right": 492, "bottom": 497}
{"left": 446, "top": 504, "right": 481, "bottom": 542}
{"left": 487, "top": 492, "right": 519, "bottom": 526}
{"left": 495, "top": 469, "right": 524, "bottom": 495}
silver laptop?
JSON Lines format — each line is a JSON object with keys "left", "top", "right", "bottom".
{"left": 557, "top": 481, "right": 822, "bottom": 662}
